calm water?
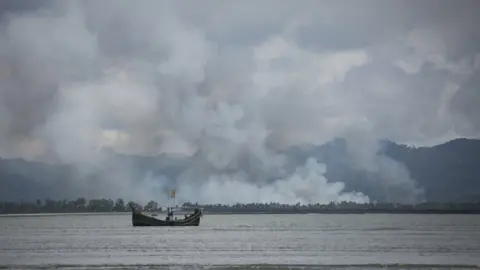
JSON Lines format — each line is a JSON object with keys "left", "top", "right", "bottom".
{"left": 0, "top": 213, "right": 479, "bottom": 269}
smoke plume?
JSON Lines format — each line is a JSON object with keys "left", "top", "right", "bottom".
{"left": 1, "top": 0, "right": 479, "bottom": 204}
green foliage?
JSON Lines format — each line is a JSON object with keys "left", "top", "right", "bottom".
{"left": 1, "top": 198, "right": 479, "bottom": 214}
{"left": 0, "top": 197, "right": 144, "bottom": 214}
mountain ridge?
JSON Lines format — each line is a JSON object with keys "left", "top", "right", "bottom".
{"left": 1, "top": 138, "right": 479, "bottom": 203}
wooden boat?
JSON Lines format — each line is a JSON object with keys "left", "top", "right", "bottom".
{"left": 128, "top": 189, "right": 203, "bottom": 227}
{"left": 129, "top": 204, "right": 202, "bottom": 227}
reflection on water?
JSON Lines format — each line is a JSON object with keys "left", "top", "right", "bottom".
{"left": 0, "top": 213, "right": 479, "bottom": 269}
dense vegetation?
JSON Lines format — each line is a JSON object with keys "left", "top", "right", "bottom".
{"left": 1, "top": 198, "right": 480, "bottom": 214}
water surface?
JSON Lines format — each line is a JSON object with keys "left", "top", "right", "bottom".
{"left": 0, "top": 213, "right": 479, "bottom": 269}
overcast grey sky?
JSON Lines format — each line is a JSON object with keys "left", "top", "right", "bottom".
{"left": 1, "top": 0, "right": 478, "bottom": 204}
{"left": 0, "top": 0, "right": 479, "bottom": 161}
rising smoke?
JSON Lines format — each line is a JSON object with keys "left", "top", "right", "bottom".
{"left": 1, "top": 0, "right": 479, "bottom": 205}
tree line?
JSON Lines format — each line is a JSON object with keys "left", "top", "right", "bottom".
{"left": 1, "top": 198, "right": 480, "bottom": 214}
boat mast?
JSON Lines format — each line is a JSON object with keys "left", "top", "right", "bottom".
{"left": 168, "top": 189, "right": 176, "bottom": 217}
{"left": 171, "top": 189, "right": 176, "bottom": 209}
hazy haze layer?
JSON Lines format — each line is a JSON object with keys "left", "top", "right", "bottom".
{"left": 0, "top": 0, "right": 479, "bottom": 205}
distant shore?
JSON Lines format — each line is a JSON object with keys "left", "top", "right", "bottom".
{"left": 2, "top": 208, "right": 480, "bottom": 217}
{"left": 2, "top": 198, "right": 480, "bottom": 215}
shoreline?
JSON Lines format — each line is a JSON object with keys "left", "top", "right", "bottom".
{"left": 2, "top": 209, "right": 480, "bottom": 217}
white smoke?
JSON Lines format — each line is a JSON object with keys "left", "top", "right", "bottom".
{"left": 190, "top": 158, "right": 369, "bottom": 205}
{"left": 1, "top": 1, "right": 479, "bottom": 204}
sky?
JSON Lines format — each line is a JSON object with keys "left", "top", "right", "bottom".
{"left": 0, "top": 0, "right": 478, "bottom": 204}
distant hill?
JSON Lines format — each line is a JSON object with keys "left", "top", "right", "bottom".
{"left": 383, "top": 138, "right": 480, "bottom": 202}
{"left": 283, "top": 138, "right": 480, "bottom": 202}
{"left": 0, "top": 138, "right": 479, "bottom": 203}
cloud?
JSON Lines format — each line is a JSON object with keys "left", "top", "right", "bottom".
{"left": 0, "top": 0, "right": 479, "bottom": 204}
{"left": 450, "top": 69, "right": 480, "bottom": 136}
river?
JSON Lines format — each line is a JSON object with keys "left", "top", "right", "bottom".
{"left": 0, "top": 213, "right": 479, "bottom": 269}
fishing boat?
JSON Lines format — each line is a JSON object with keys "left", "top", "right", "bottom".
{"left": 128, "top": 189, "right": 203, "bottom": 227}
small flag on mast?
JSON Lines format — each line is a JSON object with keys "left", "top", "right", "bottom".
{"left": 170, "top": 189, "right": 176, "bottom": 199}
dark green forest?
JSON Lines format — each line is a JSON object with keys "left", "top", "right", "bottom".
{"left": 1, "top": 198, "right": 480, "bottom": 214}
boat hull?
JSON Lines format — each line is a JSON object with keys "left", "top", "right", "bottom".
{"left": 129, "top": 204, "right": 202, "bottom": 227}
{"left": 131, "top": 211, "right": 201, "bottom": 226}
